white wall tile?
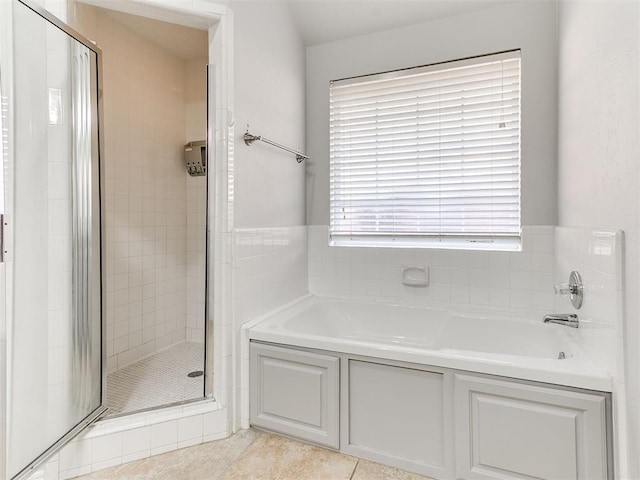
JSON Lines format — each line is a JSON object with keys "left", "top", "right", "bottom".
{"left": 121, "top": 427, "right": 150, "bottom": 457}
{"left": 178, "top": 414, "right": 203, "bottom": 442}
{"left": 150, "top": 420, "right": 178, "bottom": 449}
{"left": 58, "top": 439, "right": 91, "bottom": 473}
{"left": 554, "top": 227, "right": 622, "bottom": 378}
{"left": 43, "top": 460, "right": 60, "bottom": 480}
{"left": 203, "top": 410, "right": 227, "bottom": 437}
{"left": 231, "top": 226, "right": 308, "bottom": 326}
{"left": 307, "top": 225, "right": 555, "bottom": 317}
{"left": 91, "top": 432, "right": 122, "bottom": 464}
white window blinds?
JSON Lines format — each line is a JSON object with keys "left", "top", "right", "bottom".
{"left": 329, "top": 50, "right": 521, "bottom": 249}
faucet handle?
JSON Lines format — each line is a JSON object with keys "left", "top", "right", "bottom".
{"left": 554, "top": 282, "right": 572, "bottom": 296}
{"left": 553, "top": 271, "right": 584, "bottom": 309}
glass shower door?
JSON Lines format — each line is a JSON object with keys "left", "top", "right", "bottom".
{"left": 7, "top": 1, "right": 105, "bottom": 478}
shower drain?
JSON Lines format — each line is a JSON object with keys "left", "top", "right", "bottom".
{"left": 187, "top": 370, "right": 204, "bottom": 378}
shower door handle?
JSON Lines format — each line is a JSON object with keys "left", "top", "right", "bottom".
{"left": 0, "top": 214, "right": 9, "bottom": 263}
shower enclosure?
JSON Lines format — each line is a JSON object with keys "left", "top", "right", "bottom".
{"left": 3, "top": 0, "right": 214, "bottom": 478}
{"left": 6, "top": 1, "right": 104, "bottom": 478}
{"left": 71, "top": 4, "right": 211, "bottom": 417}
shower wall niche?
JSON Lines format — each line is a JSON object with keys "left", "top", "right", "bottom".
{"left": 74, "top": 3, "right": 208, "bottom": 415}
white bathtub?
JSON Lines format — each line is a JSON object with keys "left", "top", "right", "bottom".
{"left": 248, "top": 295, "right": 611, "bottom": 391}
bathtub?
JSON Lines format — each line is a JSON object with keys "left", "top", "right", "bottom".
{"left": 248, "top": 295, "right": 611, "bottom": 391}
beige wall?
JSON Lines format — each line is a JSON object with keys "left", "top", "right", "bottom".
{"left": 185, "top": 57, "right": 208, "bottom": 143}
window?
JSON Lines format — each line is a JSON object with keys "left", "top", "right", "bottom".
{"left": 329, "top": 50, "right": 521, "bottom": 250}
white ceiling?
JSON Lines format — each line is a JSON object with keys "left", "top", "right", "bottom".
{"left": 95, "top": 0, "right": 512, "bottom": 58}
{"left": 101, "top": 8, "right": 209, "bottom": 60}
{"left": 286, "top": 0, "right": 512, "bottom": 46}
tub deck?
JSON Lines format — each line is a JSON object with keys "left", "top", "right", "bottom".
{"left": 248, "top": 295, "right": 612, "bottom": 391}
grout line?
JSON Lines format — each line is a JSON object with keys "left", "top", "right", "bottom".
{"left": 215, "top": 429, "right": 262, "bottom": 480}
{"left": 349, "top": 459, "right": 360, "bottom": 480}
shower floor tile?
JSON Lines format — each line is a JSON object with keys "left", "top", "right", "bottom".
{"left": 106, "top": 341, "right": 205, "bottom": 416}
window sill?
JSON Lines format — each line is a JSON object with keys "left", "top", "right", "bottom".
{"left": 329, "top": 237, "right": 522, "bottom": 252}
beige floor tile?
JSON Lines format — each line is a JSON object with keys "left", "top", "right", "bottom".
{"left": 351, "top": 459, "right": 437, "bottom": 480}
{"left": 73, "top": 429, "right": 261, "bottom": 480}
{"left": 73, "top": 429, "right": 434, "bottom": 480}
{"left": 219, "top": 433, "right": 358, "bottom": 480}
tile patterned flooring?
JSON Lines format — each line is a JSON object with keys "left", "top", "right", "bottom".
{"left": 74, "top": 429, "right": 435, "bottom": 480}
{"left": 106, "top": 342, "right": 205, "bottom": 415}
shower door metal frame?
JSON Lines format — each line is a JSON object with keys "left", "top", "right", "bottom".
{"left": 6, "top": 1, "right": 107, "bottom": 478}
{"left": 204, "top": 63, "right": 215, "bottom": 399}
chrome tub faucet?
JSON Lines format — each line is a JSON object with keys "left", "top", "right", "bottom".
{"left": 543, "top": 313, "right": 579, "bottom": 328}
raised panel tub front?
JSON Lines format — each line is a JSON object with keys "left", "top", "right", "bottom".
{"left": 455, "top": 374, "right": 610, "bottom": 480}
{"left": 250, "top": 343, "right": 340, "bottom": 448}
{"left": 345, "top": 360, "right": 454, "bottom": 479}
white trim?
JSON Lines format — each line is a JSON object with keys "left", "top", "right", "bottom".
{"left": 329, "top": 235, "right": 522, "bottom": 251}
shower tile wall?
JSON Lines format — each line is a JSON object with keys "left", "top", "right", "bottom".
{"left": 308, "top": 225, "right": 556, "bottom": 316}
{"left": 554, "top": 227, "right": 624, "bottom": 475}
{"left": 186, "top": 178, "right": 207, "bottom": 343}
{"left": 185, "top": 58, "right": 208, "bottom": 344}
{"left": 74, "top": 5, "right": 206, "bottom": 372}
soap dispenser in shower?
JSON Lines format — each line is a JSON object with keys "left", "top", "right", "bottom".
{"left": 184, "top": 140, "right": 207, "bottom": 176}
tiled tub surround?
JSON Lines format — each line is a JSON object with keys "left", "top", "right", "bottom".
{"left": 247, "top": 228, "right": 621, "bottom": 479}
{"left": 554, "top": 227, "right": 622, "bottom": 382}
{"left": 240, "top": 225, "right": 622, "bottom": 418}
{"left": 308, "top": 225, "right": 555, "bottom": 315}
{"left": 306, "top": 224, "right": 621, "bottom": 382}
{"left": 554, "top": 227, "right": 625, "bottom": 475}
{"left": 299, "top": 224, "right": 620, "bottom": 479}
{"left": 233, "top": 226, "right": 308, "bottom": 429}
{"left": 232, "top": 226, "right": 308, "bottom": 326}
